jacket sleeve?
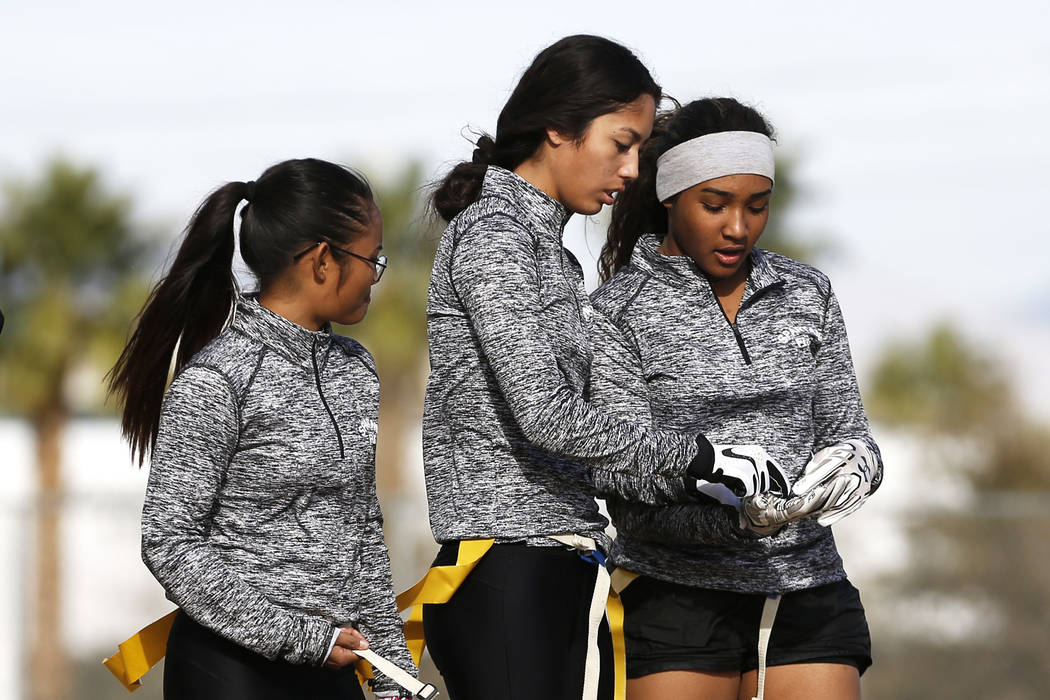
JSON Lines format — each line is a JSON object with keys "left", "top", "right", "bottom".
{"left": 607, "top": 497, "right": 761, "bottom": 545}
{"left": 353, "top": 474, "right": 418, "bottom": 693}
{"left": 811, "top": 287, "right": 884, "bottom": 494}
{"left": 449, "top": 215, "right": 696, "bottom": 504}
{"left": 586, "top": 309, "right": 692, "bottom": 503}
{"left": 141, "top": 366, "right": 336, "bottom": 666}
{"left": 589, "top": 307, "right": 751, "bottom": 542}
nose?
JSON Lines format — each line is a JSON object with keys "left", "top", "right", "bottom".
{"left": 618, "top": 151, "right": 639, "bottom": 183}
{"left": 724, "top": 206, "right": 748, "bottom": 241}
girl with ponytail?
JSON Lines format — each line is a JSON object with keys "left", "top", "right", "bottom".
{"left": 590, "top": 98, "right": 884, "bottom": 700}
{"left": 108, "top": 158, "right": 418, "bottom": 700}
{"left": 418, "top": 37, "right": 787, "bottom": 700}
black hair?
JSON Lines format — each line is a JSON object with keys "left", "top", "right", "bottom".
{"left": 108, "top": 157, "right": 374, "bottom": 464}
{"left": 600, "top": 97, "right": 775, "bottom": 281}
{"left": 431, "top": 34, "right": 662, "bottom": 222}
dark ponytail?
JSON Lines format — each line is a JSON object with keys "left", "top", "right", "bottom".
{"left": 601, "top": 98, "right": 776, "bottom": 281}
{"left": 432, "top": 34, "right": 661, "bottom": 222}
{"left": 108, "top": 158, "right": 374, "bottom": 464}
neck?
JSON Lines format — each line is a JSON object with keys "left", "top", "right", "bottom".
{"left": 658, "top": 233, "right": 750, "bottom": 297}
{"left": 257, "top": 288, "right": 323, "bottom": 331}
{"left": 513, "top": 156, "right": 563, "bottom": 209}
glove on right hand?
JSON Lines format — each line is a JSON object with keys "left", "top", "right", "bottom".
{"left": 738, "top": 487, "right": 836, "bottom": 536}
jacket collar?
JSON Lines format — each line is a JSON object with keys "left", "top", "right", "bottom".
{"left": 481, "top": 166, "right": 573, "bottom": 238}
{"left": 631, "top": 233, "right": 783, "bottom": 306}
{"left": 232, "top": 295, "right": 333, "bottom": 369}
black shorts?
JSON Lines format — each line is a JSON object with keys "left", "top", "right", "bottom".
{"left": 620, "top": 576, "right": 872, "bottom": 678}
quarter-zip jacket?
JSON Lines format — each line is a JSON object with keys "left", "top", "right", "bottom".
{"left": 590, "top": 234, "right": 883, "bottom": 593}
{"left": 141, "top": 296, "right": 415, "bottom": 692}
{"left": 423, "top": 167, "right": 701, "bottom": 549}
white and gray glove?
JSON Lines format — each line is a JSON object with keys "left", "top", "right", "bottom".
{"left": 687, "top": 438, "right": 791, "bottom": 505}
{"left": 793, "top": 439, "right": 878, "bottom": 527}
{"left": 738, "top": 488, "right": 836, "bottom": 536}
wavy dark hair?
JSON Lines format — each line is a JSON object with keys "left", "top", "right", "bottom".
{"left": 431, "top": 34, "right": 661, "bottom": 222}
{"left": 108, "top": 158, "right": 374, "bottom": 464}
{"left": 600, "top": 97, "right": 775, "bottom": 281}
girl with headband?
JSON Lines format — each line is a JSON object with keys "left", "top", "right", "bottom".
{"left": 420, "top": 37, "right": 789, "bottom": 700}
{"left": 592, "top": 98, "right": 883, "bottom": 700}
{"left": 108, "top": 159, "right": 419, "bottom": 700}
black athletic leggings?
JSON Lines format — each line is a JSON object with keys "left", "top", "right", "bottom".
{"left": 423, "top": 542, "right": 613, "bottom": 700}
{"left": 163, "top": 610, "right": 365, "bottom": 700}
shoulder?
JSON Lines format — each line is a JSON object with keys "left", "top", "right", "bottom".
{"left": 590, "top": 264, "right": 651, "bottom": 324}
{"left": 178, "top": 327, "right": 265, "bottom": 402}
{"left": 331, "top": 335, "right": 379, "bottom": 379}
{"left": 762, "top": 250, "right": 833, "bottom": 299}
{"left": 451, "top": 196, "right": 533, "bottom": 245}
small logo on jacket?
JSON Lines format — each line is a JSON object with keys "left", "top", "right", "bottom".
{"left": 776, "top": 326, "right": 821, "bottom": 353}
{"left": 360, "top": 418, "right": 378, "bottom": 439}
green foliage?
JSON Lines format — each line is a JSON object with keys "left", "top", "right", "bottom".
{"left": 864, "top": 322, "right": 1050, "bottom": 697}
{"left": 868, "top": 323, "right": 1014, "bottom": 436}
{"left": 0, "top": 158, "right": 152, "bottom": 417}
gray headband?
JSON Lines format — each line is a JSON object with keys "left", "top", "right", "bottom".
{"left": 655, "top": 131, "right": 775, "bottom": 202}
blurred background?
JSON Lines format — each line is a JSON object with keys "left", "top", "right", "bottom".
{"left": 2, "top": 1, "right": 1048, "bottom": 698}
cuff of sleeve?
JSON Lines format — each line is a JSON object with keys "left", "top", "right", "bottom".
{"left": 298, "top": 617, "right": 340, "bottom": 666}
{"left": 686, "top": 434, "right": 715, "bottom": 480}
{"left": 321, "top": 627, "right": 342, "bottom": 664}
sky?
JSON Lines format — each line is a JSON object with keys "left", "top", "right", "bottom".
{"left": 3, "top": 0, "right": 1049, "bottom": 415}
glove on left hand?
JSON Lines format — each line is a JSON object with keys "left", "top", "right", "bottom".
{"left": 793, "top": 439, "right": 877, "bottom": 526}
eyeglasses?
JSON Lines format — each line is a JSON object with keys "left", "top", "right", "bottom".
{"left": 292, "top": 242, "right": 388, "bottom": 283}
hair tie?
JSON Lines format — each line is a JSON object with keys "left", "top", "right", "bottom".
{"left": 471, "top": 135, "right": 495, "bottom": 165}
{"left": 244, "top": 180, "right": 256, "bottom": 203}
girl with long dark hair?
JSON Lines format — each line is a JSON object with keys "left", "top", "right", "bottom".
{"left": 417, "top": 37, "right": 788, "bottom": 700}
{"left": 108, "top": 158, "right": 418, "bottom": 700}
{"left": 591, "top": 98, "right": 883, "bottom": 700}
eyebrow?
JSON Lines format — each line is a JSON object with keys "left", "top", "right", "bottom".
{"left": 615, "top": 127, "right": 644, "bottom": 142}
{"left": 701, "top": 187, "right": 773, "bottom": 201}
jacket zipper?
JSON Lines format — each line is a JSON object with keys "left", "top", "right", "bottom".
{"left": 705, "top": 277, "right": 753, "bottom": 365}
{"left": 723, "top": 310, "right": 753, "bottom": 365}
{"left": 311, "top": 336, "right": 345, "bottom": 459}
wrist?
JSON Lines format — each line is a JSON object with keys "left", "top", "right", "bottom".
{"left": 321, "top": 627, "right": 341, "bottom": 664}
{"left": 686, "top": 434, "right": 715, "bottom": 479}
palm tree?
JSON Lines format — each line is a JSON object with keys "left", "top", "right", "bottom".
{"left": 0, "top": 159, "right": 150, "bottom": 700}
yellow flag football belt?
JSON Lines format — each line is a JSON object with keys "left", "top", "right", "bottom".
{"left": 396, "top": 537, "right": 636, "bottom": 700}
{"left": 104, "top": 538, "right": 636, "bottom": 700}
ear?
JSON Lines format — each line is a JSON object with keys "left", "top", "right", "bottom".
{"left": 545, "top": 126, "right": 572, "bottom": 147}
{"left": 310, "top": 243, "right": 332, "bottom": 284}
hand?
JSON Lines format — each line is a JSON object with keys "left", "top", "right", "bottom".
{"left": 688, "top": 442, "right": 791, "bottom": 501}
{"left": 323, "top": 627, "right": 369, "bottom": 669}
{"left": 738, "top": 488, "right": 833, "bottom": 535}
{"left": 793, "top": 439, "right": 877, "bottom": 526}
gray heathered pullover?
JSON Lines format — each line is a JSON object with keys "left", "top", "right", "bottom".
{"left": 590, "top": 234, "right": 883, "bottom": 594}
{"left": 141, "top": 296, "right": 415, "bottom": 693}
{"left": 422, "top": 167, "right": 701, "bottom": 549}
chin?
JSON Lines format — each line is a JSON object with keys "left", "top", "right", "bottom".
{"left": 573, "top": 200, "right": 603, "bottom": 216}
{"left": 339, "top": 307, "right": 368, "bottom": 326}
